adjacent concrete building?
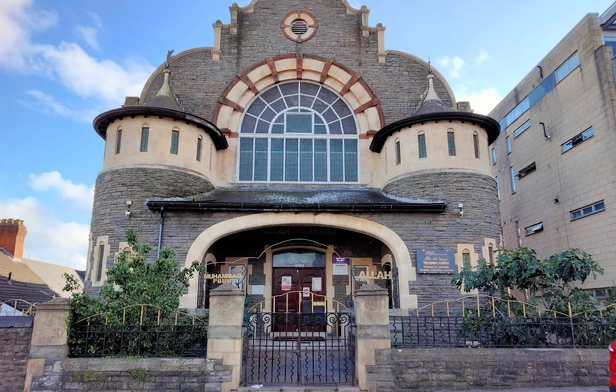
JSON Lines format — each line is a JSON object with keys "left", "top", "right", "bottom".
{"left": 86, "top": 0, "right": 500, "bottom": 312}
{"left": 489, "top": 4, "right": 616, "bottom": 293}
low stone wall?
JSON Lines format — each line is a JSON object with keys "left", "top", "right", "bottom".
{"left": 0, "top": 316, "right": 33, "bottom": 392}
{"left": 30, "top": 358, "right": 231, "bottom": 392}
{"left": 366, "top": 348, "right": 608, "bottom": 391}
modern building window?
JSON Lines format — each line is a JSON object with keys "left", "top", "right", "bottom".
{"left": 499, "top": 52, "right": 579, "bottom": 130}
{"left": 562, "top": 127, "right": 594, "bottom": 153}
{"left": 491, "top": 148, "right": 496, "bottom": 165}
{"left": 462, "top": 250, "right": 471, "bottom": 269}
{"left": 506, "top": 136, "right": 511, "bottom": 154}
{"left": 170, "top": 130, "right": 179, "bottom": 154}
{"left": 395, "top": 139, "right": 401, "bottom": 165}
{"left": 196, "top": 136, "right": 203, "bottom": 162}
{"left": 571, "top": 200, "right": 605, "bottom": 221}
{"left": 525, "top": 222, "right": 544, "bottom": 236}
{"left": 140, "top": 127, "right": 149, "bottom": 152}
{"left": 556, "top": 52, "right": 581, "bottom": 83}
{"left": 96, "top": 243, "right": 105, "bottom": 282}
{"left": 473, "top": 132, "right": 479, "bottom": 159}
{"left": 447, "top": 131, "right": 456, "bottom": 156}
{"left": 238, "top": 81, "right": 359, "bottom": 183}
{"left": 509, "top": 167, "right": 516, "bottom": 193}
{"left": 513, "top": 120, "right": 531, "bottom": 138}
{"left": 115, "top": 129, "right": 122, "bottom": 154}
{"left": 495, "top": 176, "right": 500, "bottom": 200}
{"left": 518, "top": 162, "right": 536, "bottom": 179}
{"left": 418, "top": 133, "right": 427, "bottom": 158}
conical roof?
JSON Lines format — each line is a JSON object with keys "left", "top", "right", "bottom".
{"left": 412, "top": 74, "right": 454, "bottom": 116}
{"left": 147, "top": 68, "right": 183, "bottom": 111}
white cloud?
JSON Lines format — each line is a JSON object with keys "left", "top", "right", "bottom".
{"left": 28, "top": 171, "right": 94, "bottom": 210}
{"left": 0, "top": 197, "right": 89, "bottom": 270}
{"left": 75, "top": 25, "right": 99, "bottom": 50}
{"left": 456, "top": 87, "right": 503, "bottom": 115}
{"left": 21, "top": 90, "right": 98, "bottom": 122}
{"left": 0, "top": 0, "right": 153, "bottom": 109}
{"left": 438, "top": 56, "right": 465, "bottom": 79}
{"left": 475, "top": 48, "right": 489, "bottom": 65}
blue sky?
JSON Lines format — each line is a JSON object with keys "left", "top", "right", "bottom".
{"left": 0, "top": 0, "right": 613, "bottom": 270}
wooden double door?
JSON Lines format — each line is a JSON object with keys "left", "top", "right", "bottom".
{"left": 273, "top": 267, "right": 326, "bottom": 332}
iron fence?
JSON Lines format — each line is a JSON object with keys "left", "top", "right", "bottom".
{"left": 391, "top": 294, "right": 616, "bottom": 348}
{"left": 390, "top": 315, "right": 616, "bottom": 348}
{"left": 68, "top": 304, "right": 208, "bottom": 358}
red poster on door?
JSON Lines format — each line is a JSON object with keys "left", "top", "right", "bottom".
{"left": 281, "top": 276, "right": 292, "bottom": 291}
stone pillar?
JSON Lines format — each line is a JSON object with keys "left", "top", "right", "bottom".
{"left": 207, "top": 284, "right": 245, "bottom": 392}
{"left": 25, "top": 297, "right": 70, "bottom": 392}
{"left": 354, "top": 284, "right": 391, "bottom": 391}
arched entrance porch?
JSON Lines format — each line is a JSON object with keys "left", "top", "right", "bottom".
{"left": 180, "top": 212, "right": 417, "bottom": 310}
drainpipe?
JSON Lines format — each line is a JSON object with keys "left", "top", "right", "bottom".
{"left": 157, "top": 207, "right": 164, "bottom": 258}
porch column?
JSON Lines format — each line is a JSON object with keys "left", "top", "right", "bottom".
{"left": 207, "top": 284, "right": 245, "bottom": 392}
{"left": 354, "top": 284, "right": 391, "bottom": 391}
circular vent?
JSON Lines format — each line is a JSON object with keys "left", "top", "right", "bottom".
{"left": 290, "top": 20, "right": 309, "bottom": 36}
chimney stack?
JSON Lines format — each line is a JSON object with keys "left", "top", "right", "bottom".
{"left": 0, "top": 219, "right": 27, "bottom": 259}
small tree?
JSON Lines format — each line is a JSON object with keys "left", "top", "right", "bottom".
{"left": 452, "top": 246, "right": 603, "bottom": 314}
{"left": 63, "top": 229, "right": 204, "bottom": 357}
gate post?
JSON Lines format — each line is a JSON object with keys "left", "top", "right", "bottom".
{"left": 207, "top": 284, "right": 245, "bottom": 392}
{"left": 354, "top": 284, "right": 390, "bottom": 391}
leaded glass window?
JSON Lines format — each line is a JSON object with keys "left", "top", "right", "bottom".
{"left": 238, "top": 82, "right": 359, "bottom": 183}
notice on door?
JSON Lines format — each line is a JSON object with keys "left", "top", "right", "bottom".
{"left": 303, "top": 287, "right": 310, "bottom": 297}
{"left": 281, "top": 276, "right": 292, "bottom": 291}
{"left": 312, "top": 277, "right": 322, "bottom": 291}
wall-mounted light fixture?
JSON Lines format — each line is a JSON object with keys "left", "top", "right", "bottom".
{"left": 125, "top": 200, "right": 132, "bottom": 218}
{"left": 458, "top": 203, "right": 464, "bottom": 218}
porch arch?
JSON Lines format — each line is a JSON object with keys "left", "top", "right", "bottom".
{"left": 180, "top": 212, "right": 417, "bottom": 310}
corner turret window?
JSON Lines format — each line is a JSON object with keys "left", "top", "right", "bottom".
{"left": 170, "top": 130, "right": 179, "bottom": 154}
{"left": 473, "top": 132, "right": 479, "bottom": 159}
{"left": 447, "top": 131, "right": 456, "bottom": 156}
{"left": 115, "top": 129, "right": 122, "bottom": 154}
{"left": 395, "top": 139, "right": 401, "bottom": 165}
{"left": 140, "top": 127, "right": 149, "bottom": 152}
{"left": 196, "top": 136, "right": 203, "bottom": 162}
{"left": 418, "top": 133, "right": 427, "bottom": 158}
{"left": 238, "top": 81, "right": 358, "bottom": 183}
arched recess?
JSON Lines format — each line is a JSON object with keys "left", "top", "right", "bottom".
{"left": 180, "top": 212, "right": 417, "bottom": 310}
{"left": 213, "top": 54, "right": 385, "bottom": 139}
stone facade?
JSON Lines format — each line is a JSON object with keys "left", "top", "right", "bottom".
{"left": 0, "top": 317, "right": 32, "bottom": 392}
{"left": 87, "top": 0, "right": 501, "bottom": 310}
{"left": 367, "top": 347, "right": 608, "bottom": 391}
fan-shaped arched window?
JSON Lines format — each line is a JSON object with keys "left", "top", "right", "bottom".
{"left": 238, "top": 81, "right": 359, "bottom": 183}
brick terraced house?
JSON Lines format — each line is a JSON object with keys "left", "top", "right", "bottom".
{"left": 86, "top": 0, "right": 500, "bottom": 313}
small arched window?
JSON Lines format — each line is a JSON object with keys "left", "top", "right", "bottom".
{"left": 473, "top": 131, "right": 480, "bottom": 159}
{"left": 447, "top": 129, "right": 456, "bottom": 156}
{"left": 395, "top": 139, "right": 401, "bottom": 165}
{"left": 115, "top": 128, "right": 122, "bottom": 154}
{"left": 196, "top": 135, "right": 203, "bottom": 162}
{"left": 462, "top": 249, "right": 471, "bottom": 269}
{"left": 418, "top": 132, "right": 427, "bottom": 158}
{"left": 140, "top": 125, "right": 149, "bottom": 152}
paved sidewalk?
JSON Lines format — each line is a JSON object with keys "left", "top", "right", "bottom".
{"left": 464, "top": 387, "right": 608, "bottom": 392}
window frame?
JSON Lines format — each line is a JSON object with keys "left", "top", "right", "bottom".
{"left": 395, "top": 139, "right": 401, "bottom": 165}
{"left": 513, "top": 120, "right": 531, "bottom": 138}
{"left": 561, "top": 127, "right": 594, "bottom": 154}
{"left": 418, "top": 133, "right": 427, "bottom": 159}
{"left": 491, "top": 148, "right": 496, "bottom": 165}
{"left": 517, "top": 162, "right": 536, "bottom": 179}
{"left": 473, "top": 132, "right": 479, "bottom": 159}
{"left": 140, "top": 127, "right": 149, "bottom": 152}
{"left": 196, "top": 136, "right": 203, "bottom": 162}
{"left": 447, "top": 131, "right": 456, "bottom": 156}
{"left": 525, "top": 222, "right": 544, "bottom": 236}
{"left": 237, "top": 81, "right": 359, "bottom": 184}
{"left": 170, "top": 130, "right": 179, "bottom": 155}
{"left": 570, "top": 200, "right": 605, "bottom": 221}
{"left": 506, "top": 136, "right": 511, "bottom": 154}
{"left": 95, "top": 243, "right": 105, "bottom": 282}
{"left": 115, "top": 129, "right": 122, "bottom": 154}
{"left": 509, "top": 167, "right": 516, "bottom": 194}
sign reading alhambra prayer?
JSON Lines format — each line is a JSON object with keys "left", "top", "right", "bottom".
{"left": 416, "top": 250, "right": 456, "bottom": 274}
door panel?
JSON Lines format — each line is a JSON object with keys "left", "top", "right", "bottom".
{"left": 273, "top": 267, "right": 326, "bottom": 332}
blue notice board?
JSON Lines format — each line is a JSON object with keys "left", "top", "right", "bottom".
{"left": 416, "top": 250, "right": 456, "bottom": 274}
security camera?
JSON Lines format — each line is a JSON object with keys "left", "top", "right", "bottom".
{"left": 459, "top": 210, "right": 464, "bottom": 218}
{"left": 125, "top": 210, "right": 131, "bottom": 218}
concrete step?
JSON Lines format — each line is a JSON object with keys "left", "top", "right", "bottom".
{"left": 235, "top": 386, "right": 361, "bottom": 392}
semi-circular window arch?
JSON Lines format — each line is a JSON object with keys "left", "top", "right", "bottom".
{"left": 238, "top": 81, "right": 359, "bottom": 183}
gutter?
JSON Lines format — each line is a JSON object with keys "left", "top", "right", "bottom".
{"left": 146, "top": 200, "right": 446, "bottom": 213}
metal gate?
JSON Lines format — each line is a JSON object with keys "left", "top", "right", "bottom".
{"left": 241, "top": 292, "right": 355, "bottom": 387}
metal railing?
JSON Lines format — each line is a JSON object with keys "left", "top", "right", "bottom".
{"left": 68, "top": 304, "right": 208, "bottom": 358}
{"left": 391, "top": 295, "right": 616, "bottom": 348}
{"left": 0, "top": 299, "right": 38, "bottom": 316}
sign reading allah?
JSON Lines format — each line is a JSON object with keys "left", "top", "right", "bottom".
{"left": 416, "top": 250, "right": 456, "bottom": 274}
{"left": 355, "top": 270, "right": 392, "bottom": 280}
